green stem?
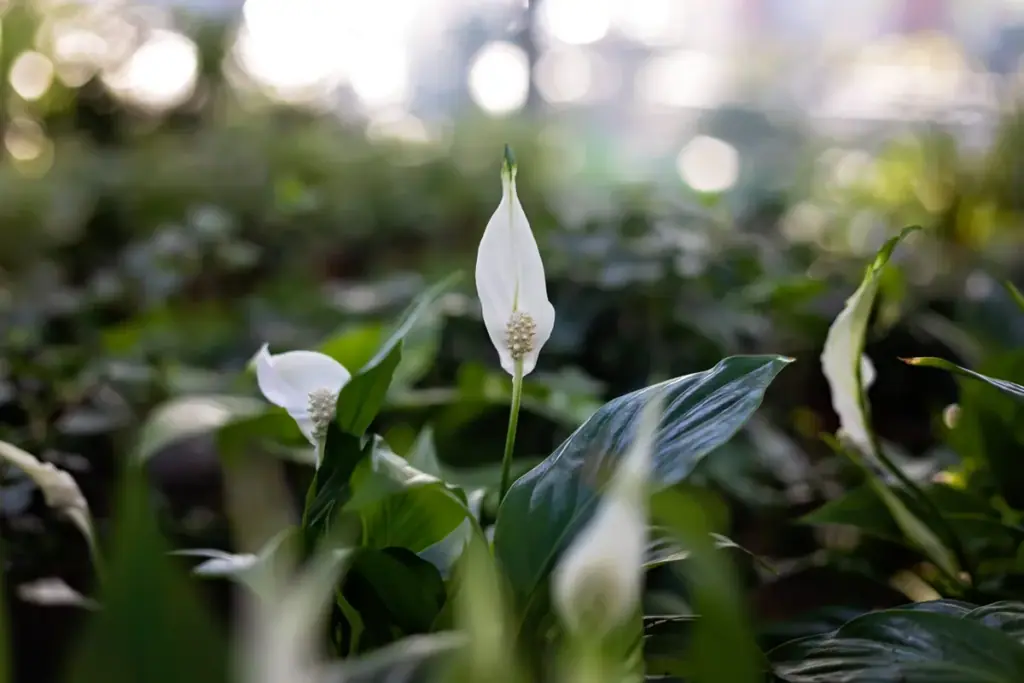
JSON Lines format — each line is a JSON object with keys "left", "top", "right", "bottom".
{"left": 499, "top": 361, "right": 525, "bottom": 502}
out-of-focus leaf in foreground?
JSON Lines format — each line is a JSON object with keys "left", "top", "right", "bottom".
{"left": 64, "top": 466, "right": 228, "bottom": 683}
{"left": 651, "top": 489, "right": 762, "bottom": 683}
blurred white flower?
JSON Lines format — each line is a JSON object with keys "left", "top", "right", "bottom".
{"left": 0, "top": 439, "right": 94, "bottom": 552}
{"left": 254, "top": 344, "right": 351, "bottom": 450}
{"left": 475, "top": 147, "right": 555, "bottom": 377}
{"left": 551, "top": 390, "right": 663, "bottom": 634}
{"left": 240, "top": 544, "right": 351, "bottom": 683}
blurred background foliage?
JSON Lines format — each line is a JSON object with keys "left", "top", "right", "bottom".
{"left": 4, "top": 0, "right": 1024, "bottom": 681}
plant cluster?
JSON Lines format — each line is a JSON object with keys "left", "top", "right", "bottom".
{"left": 4, "top": 150, "right": 1024, "bottom": 683}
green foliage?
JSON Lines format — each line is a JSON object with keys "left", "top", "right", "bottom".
{"left": 5, "top": 9, "right": 1024, "bottom": 677}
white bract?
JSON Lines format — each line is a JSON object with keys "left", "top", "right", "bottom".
{"left": 0, "top": 439, "right": 94, "bottom": 550}
{"left": 254, "top": 344, "right": 351, "bottom": 449}
{"left": 551, "top": 389, "right": 663, "bottom": 634}
{"left": 475, "top": 149, "right": 555, "bottom": 376}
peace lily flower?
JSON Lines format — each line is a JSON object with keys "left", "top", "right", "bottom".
{"left": 477, "top": 146, "right": 556, "bottom": 500}
{"left": 475, "top": 146, "right": 555, "bottom": 378}
{"left": 551, "top": 390, "right": 664, "bottom": 635}
{"left": 254, "top": 344, "right": 350, "bottom": 458}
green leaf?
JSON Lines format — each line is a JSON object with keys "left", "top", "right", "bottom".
{"left": 304, "top": 425, "right": 478, "bottom": 573}
{"left": 318, "top": 324, "right": 387, "bottom": 371}
{"left": 336, "top": 273, "right": 461, "bottom": 436}
{"left": 903, "top": 356, "right": 1024, "bottom": 400}
{"left": 303, "top": 423, "right": 373, "bottom": 544}
{"left": 801, "top": 483, "right": 1024, "bottom": 561}
{"left": 65, "top": 466, "right": 228, "bottom": 683}
{"left": 770, "top": 601, "right": 1024, "bottom": 683}
{"left": 346, "top": 441, "right": 474, "bottom": 555}
{"left": 492, "top": 354, "right": 792, "bottom": 617}
{"left": 340, "top": 548, "right": 448, "bottom": 654}
{"left": 942, "top": 351, "right": 1024, "bottom": 509}
{"left": 1005, "top": 280, "right": 1024, "bottom": 314}
{"left": 818, "top": 225, "right": 961, "bottom": 580}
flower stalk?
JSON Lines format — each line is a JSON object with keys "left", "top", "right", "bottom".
{"left": 499, "top": 359, "right": 525, "bottom": 502}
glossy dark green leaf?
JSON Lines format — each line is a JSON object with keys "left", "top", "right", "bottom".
{"left": 770, "top": 602, "right": 1024, "bottom": 683}
{"left": 339, "top": 548, "right": 448, "bottom": 654}
{"left": 903, "top": 357, "right": 1024, "bottom": 400}
{"left": 65, "top": 467, "right": 228, "bottom": 683}
{"left": 757, "top": 605, "right": 869, "bottom": 653}
{"left": 336, "top": 273, "right": 461, "bottom": 436}
{"left": 492, "top": 355, "right": 791, "bottom": 615}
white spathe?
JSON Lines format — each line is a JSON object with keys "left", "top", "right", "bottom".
{"left": 475, "top": 157, "right": 555, "bottom": 376}
{"left": 254, "top": 344, "right": 351, "bottom": 446}
{"left": 551, "top": 389, "right": 663, "bottom": 634}
{"left": 0, "top": 439, "right": 93, "bottom": 549}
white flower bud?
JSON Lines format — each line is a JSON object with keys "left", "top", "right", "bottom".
{"left": 475, "top": 147, "right": 555, "bottom": 376}
{"left": 551, "top": 390, "right": 664, "bottom": 634}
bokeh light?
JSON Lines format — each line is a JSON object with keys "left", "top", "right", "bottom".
{"left": 468, "top": 41, "right": 529, "bottom": 115}
{"left": 10, "top": 51, "right": 54, "bottom": 101}
{"left": 676, "top": 136, "right": 740, "bottom": 193}
{"left": 535, "top": 47, "right": 594, "bottom": 105}
{"left": 4, "top": 118, "right": 46, "bottom": 162}
{"left": 102, "top": 30, "right": 199, "bottom": 111}
{"left": 539, "top": 0, "right": 613, "bottom": 46}
{"left": 636, "top": 50, "right": 727, "bottom": 109}
{"left": 232, "top": 0, "right": 350, "bottom": 103}
{"left": 350, "top": 47, "right": 410, "bottom": 109}
{"left": 613, "top": 0, "right": 688, "bottom": 46}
